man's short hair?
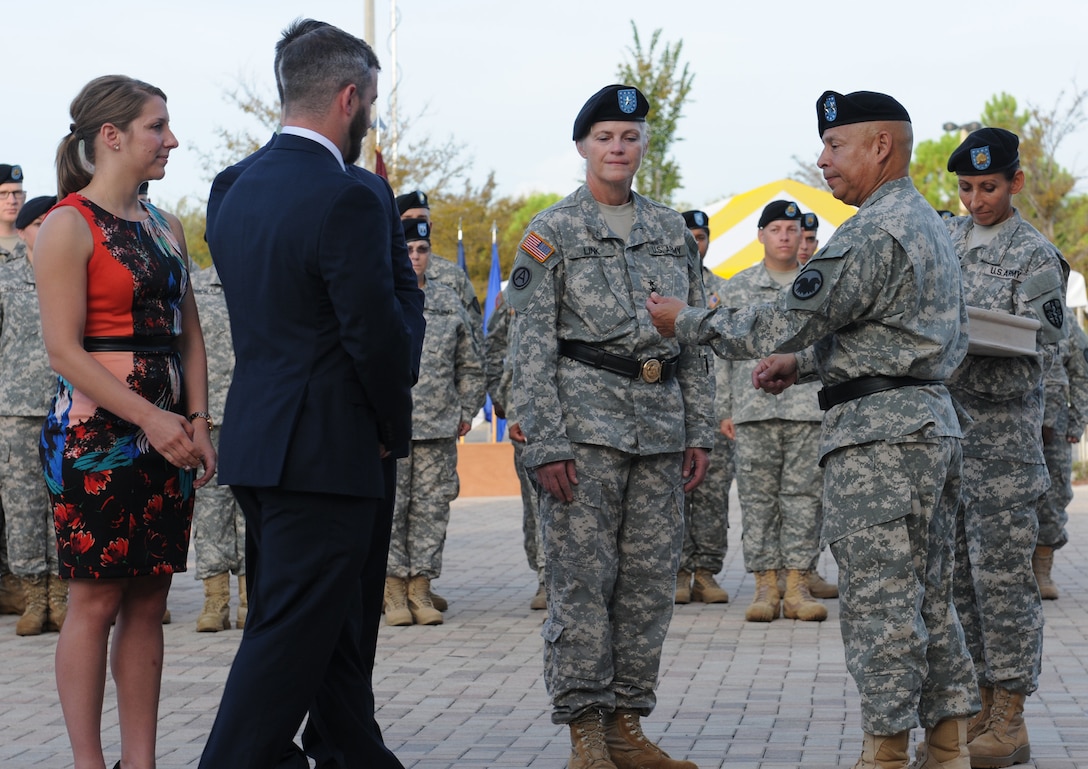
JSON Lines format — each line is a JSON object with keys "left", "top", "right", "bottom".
{"left": 278, "top": 22, "right": 380, "bottom": 116}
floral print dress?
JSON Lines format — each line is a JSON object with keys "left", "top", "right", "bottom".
{"left": 40, "top": 194, "right": 194, "bottom": 579}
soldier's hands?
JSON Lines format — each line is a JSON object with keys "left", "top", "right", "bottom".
{"left": 752, "top": 353, "right": 799, "bottom": 394}
{"left": 682, "top": 447, "right": 710, "bottom": 493}
{"left": 536, "top": 459, "right": 578, "bottom": 503}
{"left": 721, "top": 419, "right": 735, "bottom": 440}
{"left": 509, "top": 423, "right": 526, "bottom": 443}
{"left": 645, "top": 292, "right": 688, "bottom": 338}
{"left": 457, "top": 421, "right": 472, "bottom": 438}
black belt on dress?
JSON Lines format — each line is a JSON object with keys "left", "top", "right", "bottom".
{"left": 558, "top": 339, "right": 680, "bottom": 384}
{"left": 818, "top": 375, "right": 943, "bottom": 411}
{"left": 83, "top": 335, "right": 178, "bottom": 354}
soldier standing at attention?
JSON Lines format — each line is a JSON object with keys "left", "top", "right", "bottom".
{"left": 383, "top": 218, "right": 484, "bottom": 626}
{"left": 507, "top": 84, "right": 715, "bottom": 769}
{"left": 674, "top": 209, "right": 732, "bottom": 606}
{"left": 944, "top": 127, "right": 1068, "bottom": 769}
{"left": 798, "top": 211, "right": 820, "bottom": 265}
{"left": 647, "top": 90, "right": 979, "bottom": 769}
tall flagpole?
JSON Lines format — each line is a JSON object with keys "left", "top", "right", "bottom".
{"left": 363, "top": 0, "right": 377, "bottom": 170}
{"left": 390, "top": 0, "right": 399, "bottom": 167}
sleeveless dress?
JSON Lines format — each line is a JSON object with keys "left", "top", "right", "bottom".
{"left": 40, "top": 193, "right": 195, "bottom": 579}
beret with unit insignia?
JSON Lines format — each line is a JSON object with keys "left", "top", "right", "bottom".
{"left": 573, "top": 84, "right": 649, "bottom": 141}
{"left": 758, "top": 200, "right": 802, "bottom": 228}
{"left": 817, "top": 90, "right": 911, "bottom": 137}
{"left": 947, "top": 127, "right": 1020, "bottom": 176}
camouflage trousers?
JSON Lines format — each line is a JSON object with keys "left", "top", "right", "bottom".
{"left": 513, "top": 439, "right": 544, "bottom": 578}
{"left": 0, "top": 416, "right": 57, "bottom": 576}
{"left": 387, "top": 438, "right": 459, "bottom": 580}
{"left": 735, "top": 419, "right": 823, "bottom": 572}
{"left": 954, "top": 457, "right": 1046, "bottom": 695}
{"left": 539, "top": 443, "right": 684, "bottom": 724}
{"left": 193, "top": 431, "right": 245, "bottom": 580}
{"left": 825, "top": 437, "right": 978, "bottom": 735}
{"left": 681, "top": 431, "right": 733, "bottom": 573}
{"left": 1038, "top": 429, "right": 1071, "bottom": 549}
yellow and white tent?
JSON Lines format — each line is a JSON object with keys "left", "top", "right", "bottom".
{"left": 703, "top": 178, "right": 856, "bottom": 279}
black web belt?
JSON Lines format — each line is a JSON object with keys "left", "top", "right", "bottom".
{"left": 558, "top": 339, "right": 679, "bottom": 384}
{"left": 817, "top": 375, "right": 942, "bottom": 411}
{"left": 83, "top": 336, "right": 178, "bottom": 354}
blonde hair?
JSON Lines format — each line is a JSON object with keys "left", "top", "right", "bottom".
{"left": 56, "top": 75, "right": 167, "bottom": 197}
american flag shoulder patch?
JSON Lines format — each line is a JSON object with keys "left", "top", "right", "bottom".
{"left": 520, "top": 231, "right": 556, "bottom": 263}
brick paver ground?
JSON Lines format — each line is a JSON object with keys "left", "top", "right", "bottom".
{"left": 2, "top": 484, "right": 1086, "bottom": 767}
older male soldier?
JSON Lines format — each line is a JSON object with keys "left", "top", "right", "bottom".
{"left": 507, "top": 84, "right": 715, "bottom": 769}
{"left": 200, "top": 21, "right": 419, "bottom": 769}
{"left": 673, "top": 210, "right": 732, "bottom": 606}
{"left": 647, "top": 90, "right": 978, "bottom": 769}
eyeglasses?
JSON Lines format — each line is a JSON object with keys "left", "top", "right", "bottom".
{"left": 0, "top": 190, "right": 27, "bottom": 202}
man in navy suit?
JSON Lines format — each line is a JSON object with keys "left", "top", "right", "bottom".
{"left": 199, "top": 21, "right": 419, "bottom": 769}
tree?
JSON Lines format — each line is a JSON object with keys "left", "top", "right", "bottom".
{"left": 172, "top": 196, "right": 211, "bottom": 269}
{"left": 616, "top": 22, "right": 694, "bottom": 206}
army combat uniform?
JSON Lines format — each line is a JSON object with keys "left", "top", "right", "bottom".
{"left": 508, "top": 184, "right": 716, "bottom": 723}
{"left": 718, "top": 262, "right": 823, "bottom": 577}
{"left": 672, "top": 177, "right": 978, "bottom": 735}
{"left": 386, "top": 278, "right": 485, "bottom": 583}
{"left": 945, "top": 210, "right": 1066, "bottom": 701}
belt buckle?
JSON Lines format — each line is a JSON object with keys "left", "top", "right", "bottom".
{"left": 640, "top": 358, "right": 663, "bottom": 383}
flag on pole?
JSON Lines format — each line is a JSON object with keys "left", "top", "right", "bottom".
{"left": 483, "top": 221, "right": 506, "bottom": 442}
{"left": 456, "top": 219, "right": 469, "bottom": 275}
{"left": 374, "top": 147, "right": 388, "bottom": 180}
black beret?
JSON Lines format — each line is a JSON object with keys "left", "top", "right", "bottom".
{"left": 0, "top": 164, "right": 23, "bottom": 185}
{"left": 801, "top": 212, "right": 819, "bottom": 231}
{"left": 15, "top": 195, "right": 57, "bottom": 230}
{"left": 572, "top": 84, "right": 649, "bottom": 141}
{"left": 402, "top": 217, "right": 430, "bottom": 242}
{"left": 396, "top": 190, "right": 429, "bottom": 216}
{"left": 758, "top": 200, "right": 802, "bottom": 228}
{"left": 947, "top": 127, "right": 1020, "bottom": 176}
{"left": 682, "top": 210, "right": 710, "bottom": 233}
{"left": 817, "top": 90, "right": 911, "bottom": 137}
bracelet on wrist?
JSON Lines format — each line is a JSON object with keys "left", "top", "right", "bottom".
{"left": 188, "top": 411, "right": 214, "bottom": 430}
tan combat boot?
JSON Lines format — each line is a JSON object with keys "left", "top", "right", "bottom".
{"left": 429, "top": 586, "right": 449, "bottom": 612}
{"left": 783, "top": 569, "right": 828, "bottom": 621}
{"left": 966, "top": 687, "right": 993, "bottom": 744}
{"left": 196, "top": 572, "right": 231, "bottom": 632}
{"left": 236, "top": 573, "right": 248, "bottom": 629}
{"left": 853, "top": 730, "right": 910, "bottom": 769}
{"left": 0, "top": 572, "right": 25, "bottom": 615}
{"left": 745, "top": 570, "right": 780, "bottom": 622}
{"left": 807, "top": 569, "right": 839, "bottom": 598}
{"left": 407, "top": 575, "right": 443, "bottom": 625}
{"left": 530, "top": 581, "right": 547, "bottom": 611}
{"left": 605, "top": 709, "right": 697, "bottom": 769}
{"left": 15, "top": 575, "right": 48, "bottom": 636}
{"left": 968, "top": 687, "right": 1030, "bottom": 768}
{"left": 1031, "top": 545, "right": 1058, "bottom": 600}
{"left": 691, "top": 569, "right": 729, "bottom": 603}
{"left": 674, "top": 570, "right": 692, "bottom": 604}
{"left": 568, "top": 709, "right": 616, "bottom": 769}
{"left": 910, "top": 718, "right": 970, "bottom": 769}
{"left": 383, "top": 576, "right": 413, "bottom": 626}
{"left": 45, "top": 575, "right": 68, "bottom": 631}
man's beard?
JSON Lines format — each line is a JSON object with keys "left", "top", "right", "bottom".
{"left": 345, "top": 110, "right": 368, "bottom": 166}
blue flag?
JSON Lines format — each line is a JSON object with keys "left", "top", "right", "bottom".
{"left": 457, "top": 224, "right": 468, "bottom": 275}
{"left": 483, "top": 225, "right": 505, "bottom": 442}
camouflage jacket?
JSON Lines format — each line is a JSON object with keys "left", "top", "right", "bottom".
{"left": 1, "top": 238, "right": 27, "bottom": 263}
{"left": 484, "top": 300, "right": 514, "bottom": 416}
{"left": 0, "top": 256, "right": 54, "bottom": 416}
{"left": 428, "top": 251, "right": 483, "bottom": 351}
{"left": 946, "top": 210, "right": 1066, "bottom": 462}
{"left": 411, "top": 278, "right": 485, "bottom": 439}
{"left": 507, "top": 184, "right": 716, "bottom": 468}
{"left": 674, "top": 177, "right": 967, "bottom": 462}
{"left": 717, "top": 262, "right": 822, "bottom": 424}
{"left": 1067, "top": 322, "right": 1088, "bottom": 437}
{"left": 191, "top": 264, "right": 234, "bottom": 423}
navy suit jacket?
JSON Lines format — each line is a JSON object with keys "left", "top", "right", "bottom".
{"left": 208, "top": 133, "right": 415, "bottom": 498}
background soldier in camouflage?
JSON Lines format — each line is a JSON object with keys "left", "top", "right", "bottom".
{"left": 0, "top": 163, "right": 29, "bottom": 617}
{"left": 0, "top": 194, "right": 64, "bottom": 635}
{"left": 384, "top": 219, "right": 484, "bottom": 627}
{"left": 1035, "top": 320, "right": 1088, "bottom": 600}
{"left": 191, "top": 262, "right": 247, "bottom": 632}
{"left": 718, "top": 200, "right": 827, "bottom": 624}
{"left": 648, "top": 90, "right": 978, "bottom": 769}
{"left": 798, "top": 211, "right": 820, "bottom": 266}
{"left": 508, "top": 84, "right": 714, "bottom": 769}
{"left": 674, "top": 210, "right": 733, "bottom": 607}
{"left": 484, "top": 294, "right": 546, "bottom": 610}
{"left": 945, "top": 127, "right": 1068, "bottom": 768}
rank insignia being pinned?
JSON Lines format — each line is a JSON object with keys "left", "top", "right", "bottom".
{"left": 521, "top": 231, "right": 556, "bottom": 263}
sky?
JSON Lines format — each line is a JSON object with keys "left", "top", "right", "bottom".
{"left": 3, "top": 0, "right": 1086, "bottom": 214}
